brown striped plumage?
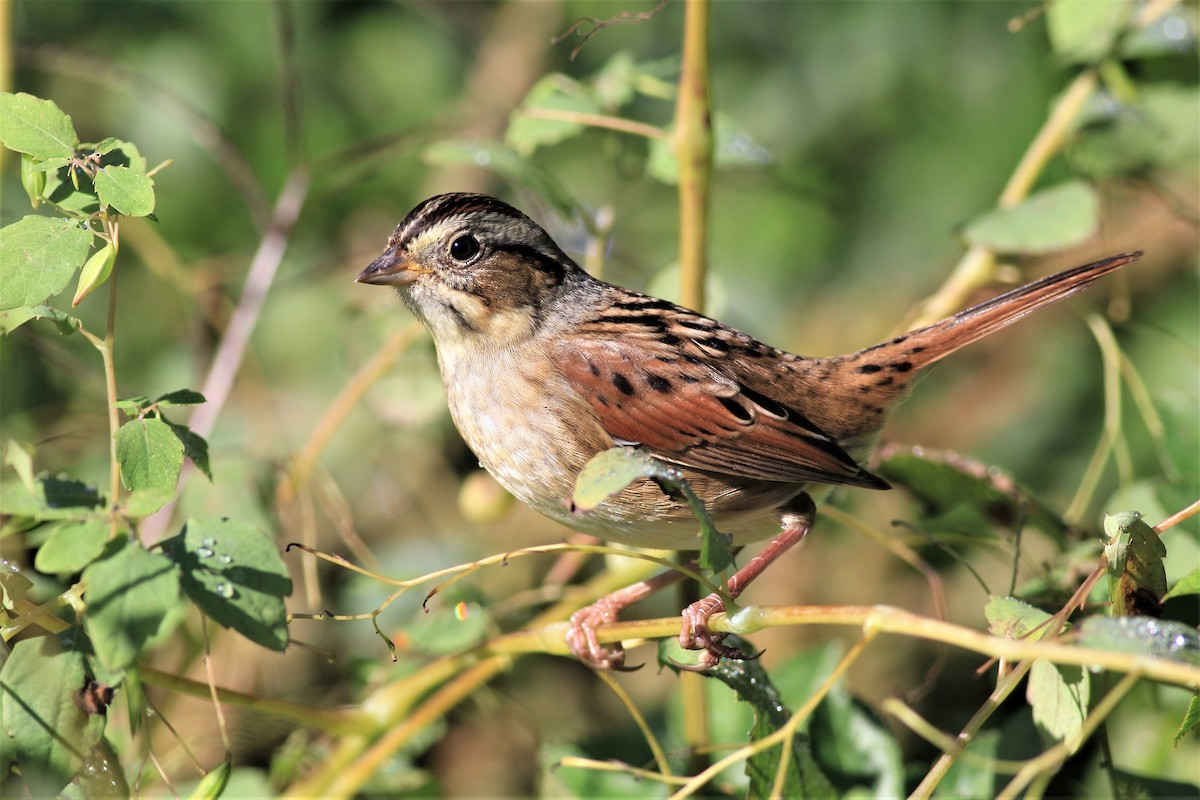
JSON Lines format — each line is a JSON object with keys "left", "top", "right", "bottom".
{"left": 358, "top": 192, "right": 1140, "bottom": 667}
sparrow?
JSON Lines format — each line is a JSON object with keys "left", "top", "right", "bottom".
{"left": 357, "top": 191, "right": 1140, "bottom": 669}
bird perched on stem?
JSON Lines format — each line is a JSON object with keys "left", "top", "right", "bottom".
{"left": 358, "top": 192, "right": 1140, "bottom": 669}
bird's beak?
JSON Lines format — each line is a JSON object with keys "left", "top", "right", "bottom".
{"left": 356, "top": 247, "right": 425, "bottom": 286}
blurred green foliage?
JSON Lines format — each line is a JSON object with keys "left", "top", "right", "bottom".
{"left": 1, "top": 0, "right": 1197, "bottom": 797}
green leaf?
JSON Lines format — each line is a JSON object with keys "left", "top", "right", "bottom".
{"left": 0, "top": 215, "right": 92, "bottom": 310}
{"left": 34, "top": 518, "right": 110, "bottom": 575}
{"left": 115, "top": 396, "right": 152, "bottom": 413}
{"left": 1121, "top": 6, "right": 1198, "bottom": 57}
{"left": 71, "top": 242, "right": 116, "bottom": 307}
{"left": 76, "top": 737, "right": 130, "bottom": 798}
{"left": 160, "top": 518, "right": 293, "bottom": 651}
{"left": 0, "top": 304, "right": 82, "bottom": 335}
{"left": 1176, "top": 694, "right": 1200, "bottom": 745}
{"left": 189, "top": 760, "right": 232, "bottom": 800}
{"left": 809, "top": 668, "right": 905, "bottom": 797}
{"left": 0, "top": 475, "right": 103, "bottom": 529}
{"left": 4, "top": 440, "right": 35, "bottom": 492}
{"left": 1, "top": 561, "right": 33, "bottom": 610}
{"left": 1163, "top": 568, "right": 1200, "bottom": 602}
{"left": 20, "top": 153, "right": 48, "bottom": 207}
{"left": 572, "top": 446, "right": 734, "bottom": 571}
{"left": 933, "top": 730, "right": 1000, "bottom": 799}
{"left": 541, "top": 743, "right": 660, "bottom": 799}
{"left": 506, "top": 74, "right": 602, "bottom": 156}
{"left": 115, "top": 416, "right": 184, "bottom": 493}
{"left": 42, "top": 477, "right": 104, "bottom": 510}
{"left": 164, "top": 418, "right": 212, "bottom": 480}
{"left": 0, "top": 92, "right": 77, "bottom": 160}
{"left": 401, "top": 598, "right": 491, "bottom": 656}
{"left": 877, "top": 449, "right": 1067, "bottom": 536}
{"left": 570, "top": 446, "right": 662, "bottom": 513}
{"left": 124, "top": 488, "right": 176, "bottom": 517}
{"left": 93, "top": 165, "right": 155, "bottom": 217}
{"left": 1046, "top": 0, "right": 1129, "bottom": 64}
{"left": 1112, "top": 769, "right": 1200, "bottom": 799}
{"left": 1103, "top": 511, "right": 1167, "bottom": 616}
{"left": 1075, "top": 85, "right": 1200, "bottom": 177}
{"left": 962, "top": 181, "right": 1098, "bottom": 255}
{"left": 156, "top": 389, "right": 207, "bottom": 407}
{"left": 1077, "top": 616, "right": 1200, "bottom": 666}
{"left": 985, "top": 596, "right": 1055, "bottom": 640}
{"left": 1027, "top": 659, "right": 1090, "bottom": 744}
{"left": 83, "top": 541, "right": 182, "bottom": 671}
{"left": 0, "top": 636, "right": 103, "bottom": 796}
{"left": 699, "top": 652, "right": 836, "bottom": 799}
{"left": 40, "top": 161, "right": 100, "bottom": 216}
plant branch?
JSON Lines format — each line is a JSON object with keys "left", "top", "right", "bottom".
{"left": 102, "top": 232, "right": 123, "bottom": 539}
{"left": 472, "top": 604, "right": 1198, "bottom": 689}
{"left": 138, "top": 665, "right": 369, "bottom": 736}
{"left": 518, "top": 107, "right": 669, "bottom": 140}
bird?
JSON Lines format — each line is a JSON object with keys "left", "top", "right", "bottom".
{"left": 357, "top": 191, "right": 1140, "bottom": 669}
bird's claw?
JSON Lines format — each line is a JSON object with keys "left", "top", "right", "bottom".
{"left": 678, "top": 592, "right": 761, "bottom": 669}
{"left": 567, "top": 601, "right": 629, "bottom": 670}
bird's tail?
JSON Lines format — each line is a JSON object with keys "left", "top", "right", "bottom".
{"left": 809, "top": 252, "right": 1142, "bottom": 443}
{"left": 857, "top": 251, "right": 1141, "bottom": 373}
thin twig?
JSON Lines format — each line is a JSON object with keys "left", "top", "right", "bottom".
{"left": 518, "top": 107, "right": 668, "bottom": 140}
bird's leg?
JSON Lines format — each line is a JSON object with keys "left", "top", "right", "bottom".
{"left": 566, "top": 567, "right": 687, "bottom": 670}
{"left": 679, "top": 493, "right": 816, "bottom": 669}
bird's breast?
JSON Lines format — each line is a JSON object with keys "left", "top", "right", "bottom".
{"left": 434, "top": 341, "right": 806, "bottom": 549}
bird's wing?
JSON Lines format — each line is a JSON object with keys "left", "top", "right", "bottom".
{"left": 555, "top": 335, "right": 887, "bottom": 489}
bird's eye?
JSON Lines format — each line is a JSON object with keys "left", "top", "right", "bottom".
{"left": 449, "top": 234, "right": 481, "bottom": 263}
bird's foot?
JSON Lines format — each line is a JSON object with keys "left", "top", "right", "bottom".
{"left": 566, "top": 598, "right": 629, "bottom": 670}
{"left": 677, "top": 592, "right": 762, "bottom": 670}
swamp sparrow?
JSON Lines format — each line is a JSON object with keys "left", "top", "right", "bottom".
{"left": 358, "top": 192, "right": 1139, "bottom": 669}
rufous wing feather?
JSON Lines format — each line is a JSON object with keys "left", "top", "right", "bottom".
{"left": 556, "top": 338, "right": 888, "bottom": 489}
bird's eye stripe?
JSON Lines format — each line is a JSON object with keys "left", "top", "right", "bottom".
{"left": 494, "top": 243, "right": 566, "bottom": 285}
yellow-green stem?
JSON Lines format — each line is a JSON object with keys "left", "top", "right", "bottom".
{"left": 102, "top": 236, "right": 122, "bottom": 539}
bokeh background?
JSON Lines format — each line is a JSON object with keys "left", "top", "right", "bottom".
{"left": 3, "top": 0, "right": 1197, "bottom": 796}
